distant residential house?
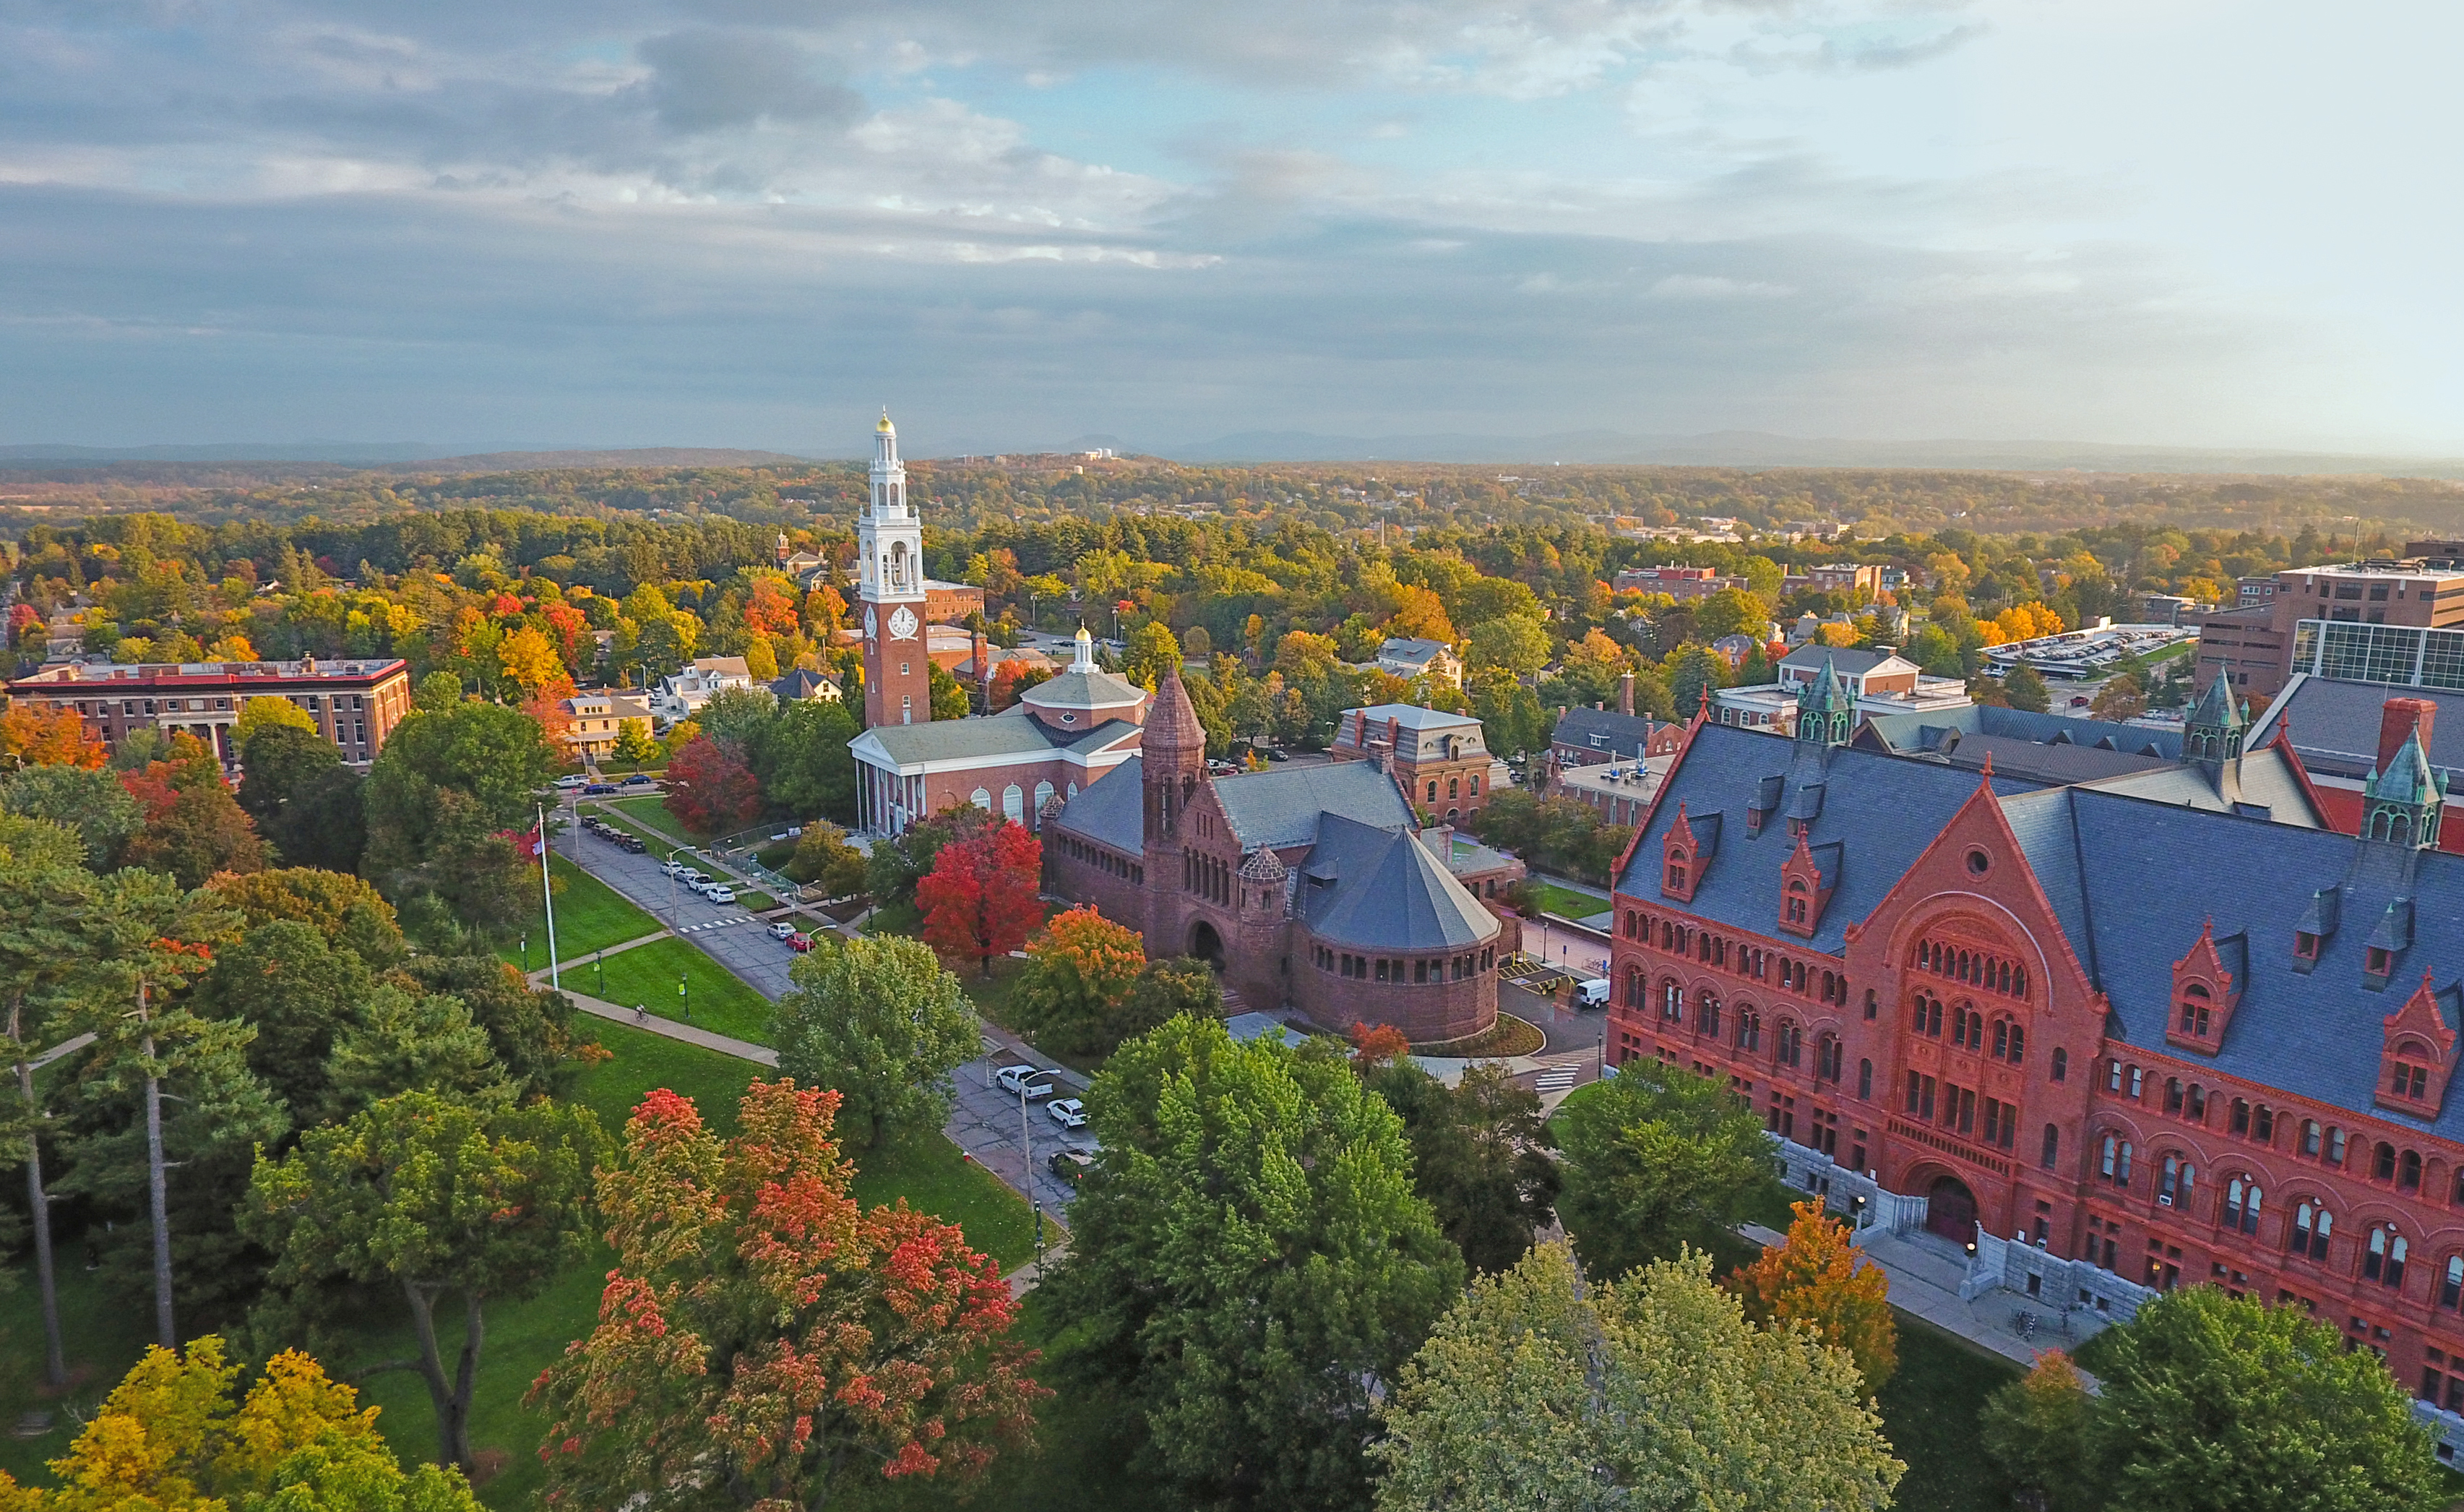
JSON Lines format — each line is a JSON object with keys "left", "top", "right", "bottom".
{"left": 1612, "top": 565, "right": 1747, "bottom": 600}
{"left": 769, "top": 669, "right": 841, "bottom": 703}
{"left": 1377, "top": 637, "right": 1463, "bottom": 687}
{"left": 651, "top": 656, "right": 755, "bottom": 726}
{"left": 561, "top": 690, "right": 657, "bottom": 759}
{"left": 1709, "top": 633, "right": 1762, "bottom": 668}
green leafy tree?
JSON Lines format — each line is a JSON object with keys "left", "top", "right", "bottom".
{"left": 361, "top": 699, "right": 559, "bottom": 942}
{"left": 244, "top": 1091, "right": 608, "bottom": 1472}
{"left": 236, "top": 723, "right": 367, "bottom": 873}
{"left": 611, "top": 716, "right": 660, "bottom": 767}
{"left": 1113, "top": 955, "right": 1225, "bottom": 1044}
{"left": 0, "top": 1336, "right": 484, "bottom": 1511}
{"left": 527, "top": 1081, "right": 1045, "bottom": 1511}
{"left": 2003, "top": 660, "right": 2052, "bottom": 713}
{"left": 1122, "top": 620, "right": 1184, "bottom": 689}
{"left": 2084, "top": 1286, "right": 2439, "bottom": 1512}
{"left": 1046, "top": 1016, "right": 1463, "bottom": 1512}
{"left": 756, "top": 697, "right": 858, "bottom": 820}
{"left": 1668, "top": 644, "right": 1728, "bottom": 721}
{"left": 1366, "top": 1060, "right": 1560, "bottom": 1274}
{"left": 929, "top": 659, "right": 971, "bottom": 719}
{"left": 785, "top": 819, "right": 869, "bottom": 896}
{"left": 234, "top": 693, "right": 320, "bottom": 747}
{"left": 1556, "top": 1059, "right": 1780, "bottom": 1279}
{"left": 0, "top": 763, "right": 144, "bottom": 869}
{"left": 397, "top": 955, "right": 580, "bottom": 1099}
{"left": 1009, "top": 904, "right": 1147, "bottom": 1057}
{"left": 1373, "top": 1242, "right": 1902, "bottom": 1512}
{"left": 1978, "top": 1353, "right": 2102, "bottom": 1512}
{"left": 189, "top": 920, "right": 375, "bottom": 1126}
{"left": 1466, "top": 615, "right": 1550, "bottom": 676}
{"left": 768, "top": 935, "right": 980, "bottom": 1152}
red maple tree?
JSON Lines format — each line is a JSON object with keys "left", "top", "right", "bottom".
{"left": 917, "top": 821, "right": 1044, "bottom": 976}
{"left": 529, "top": 1080, "right": 1046, "bottom": 1508}
{"left": 661, "top": 735, "right": 763, "bottom": 836}
{"left": 0, "top": 703, "right": 107, "bottom": 769}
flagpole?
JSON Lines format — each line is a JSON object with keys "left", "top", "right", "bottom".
{"left": 538, "top": 802, "right": 561, "bottom": 994}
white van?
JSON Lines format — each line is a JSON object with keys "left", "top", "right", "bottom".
{"left": 1573, "top": 977, "right": 1612, "bottom": 1009}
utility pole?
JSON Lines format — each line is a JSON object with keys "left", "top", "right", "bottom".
{"left": 137, "top": 976, "right": 174, "bottom": 1349}
{"left": 538, "top": 803, "right": 560, "bottom": 994}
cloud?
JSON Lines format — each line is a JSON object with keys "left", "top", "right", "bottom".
{"left": 633, "top": 29, "right": 863, "bottom": 134}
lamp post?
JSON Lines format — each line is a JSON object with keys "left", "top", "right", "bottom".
{"left": 679, "top": 969, "right": 690, "bottom": 1021}
{"left": 519, "top": 932, "right": 528, "bottom": 973}
{"left": 595, "top": 948, "right": 605, "bottom": 1000}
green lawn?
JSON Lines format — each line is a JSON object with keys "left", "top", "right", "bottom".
{"left": 0, "top": 1023, "right": 1043, "bottom": 1508}
{"left": 495, "top": 855, "right": 664, "bottom": 970}
{"left": 592, "top": 935, "right": 777, "bottom": 1043}
{"left": 1876, "top": 1313, "right": 2023, "bottom": 1512}
{"left": 1528, "top": 881, "right": 1611, "bottom": 920}
{"left": 865, "top": 900, "right": 923, "bottom": 937}
{"left": 608, "top": 794, "right": 693, "bottom": 843}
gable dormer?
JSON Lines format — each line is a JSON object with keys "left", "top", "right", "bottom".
{"left": 2366, "top": 899, "right": 2414, "bottom": 989}
{"left": 1746, "top": 775, "right": 1784, "bottom": 837}
{"left": 2166, "top": 919, "right": 2245, "bottom": 1055}
{"left": 2377, "top": 973, "right": 2460, "bottom": 1118}
{"left": 1778, "top": 835, "right": 1840, "bottom": 938}
{"left": 2293, "top": 885, "right": 2340, "bottom": 972}
{"left": 1662, "top": 802, "right": 1716, "bottom": 903}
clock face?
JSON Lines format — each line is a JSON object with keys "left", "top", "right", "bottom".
{"left": 889, "top": 606, "right": 919, "bottom": 641}
{"left": 863, "top": 606, "right": 878, "bottom": 640}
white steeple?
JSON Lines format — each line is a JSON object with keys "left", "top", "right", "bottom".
{"left": 869, "top": 408, "right": 905, "bottom": 517}
{"left": 1072, "top": 624, "right": 1096, "bottom": 673}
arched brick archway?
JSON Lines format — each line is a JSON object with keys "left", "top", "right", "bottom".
{"left": 1925, "top": 1173, "right": 1979, "bottom": 1244}
{"left": 1189, "top": 919, "right": 1225, "bottom": 971}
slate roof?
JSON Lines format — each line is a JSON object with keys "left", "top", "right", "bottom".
{"left": 853, "top": 708, "right": 1138, "bottom": 768}
{"left": 1296, "top": 814, "right": 1502, "bottom": 951}
{"left": 1215, "top": 760, "right": 1414, "bottom": 849}
{"left": 1552, "top": 706, "right": 1666, "bottom": 761}
{"left": 1345, "top": 703, "right": 1485, "bottom": 733}
{"left": 1019, "top": 665, "right": 1147, "bottom": 713}
{"left": 1929, "top": 731, "right": 2171, "bottom": 786}
{"left": 2088, "top": 747, "right": 2325, "bottom": 826}
{"left": 1616, "top": 723, "right": 2044, "bottom": 953}
{"left": 1778, "top": 645, "right": 1907, "bottom": 677}
{"left": 2018, "top": 785, "right": 2464, "bottom": 1138}
{"left": 1051, "top": 755, "right": 1147, "bottom": 852}
{"left": 1857, "top": 704, "right": 2184, "bottom": 762}
{"left": 2251, "top": 673, "right": 2464, "bottom": 782}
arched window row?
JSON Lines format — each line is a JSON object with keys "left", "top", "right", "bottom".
{"left": 1624, "top": 910, "right": 1841, "bottom": 1005}
{"left": 2163, "top": 1078, "right": 2210, "bottom": 1122}
{"left": 1913, "top": 936, "right": 2028, "bottom": 1000}
{"left": 2226, "top": 1098, "right": 2278, "bottom": 1146}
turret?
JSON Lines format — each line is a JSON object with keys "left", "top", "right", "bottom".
{"left": 2364, "top": 729, "right": 2447, "bottom": 850}
{"left": 1794, "top": 653, "right": 1855, "bottom": 747}
{"left": 2183, "top": 674, "right": 2248, "bottom": 765}
{"left": 1142, "top": 666, "right": 1207, "bottom": 843}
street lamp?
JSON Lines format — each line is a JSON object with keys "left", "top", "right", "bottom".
{"left": 679, "top": 969, "right": 690, "bottom": 1021}
{"left": 519, "top": 932, "right": 528, "bottom": 973}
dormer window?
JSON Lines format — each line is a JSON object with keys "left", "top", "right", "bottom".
{"left": 2179, "top": 983, "right": 2212, "bottom": 1038}
{"left": 1785, "top": 879, "right": 1809, "bottom": 924}
{"left": 1666, "top": 854, "right": 1689, "bottom": 893}
{"left": 2374, "top": 976, "right": 2457, "bottom": 1117}
{"left": 2294, "top": 930, "right": 2319, "bottom": 963}
{"left": 2367, "top": 946, "right": 2393, "bottom": 979}
{"left": 2166, "top": 923, "right": 2244, "bottom": 1055}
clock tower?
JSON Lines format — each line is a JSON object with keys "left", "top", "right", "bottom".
{"left": 858, "top": 411, "right": 933, "bottom": 727}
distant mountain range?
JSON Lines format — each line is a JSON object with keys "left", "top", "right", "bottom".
{"left": 8, "top": 431, "right": 2464, "bottom": 478}
{"left": 1150, "top": 429, "right": 2464, "bottom": 477}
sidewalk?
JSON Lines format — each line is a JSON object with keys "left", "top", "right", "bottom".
{"left": 1741, "top": 1220, "right": 2110, "bottom": 1368}
{"left": 561, "top": 986, "right": 779, "bottom": 1067}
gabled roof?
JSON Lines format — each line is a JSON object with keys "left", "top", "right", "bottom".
{"left": 1296, "top": 813, "right": 1501, "bottom": 952}
{"left": 2088, "top": 746, "right": 2325, "bottom": 826}
{"left": 1345, "top": 703, "right": 1484, "bottom": 733}
{"left": 1379, "top": 637, "right": 1457, "bottom": 664}
{"left": 1216, "top": 760, "right": 1413, "bottom": 849}
{"left": 2026, "top": 786, "right": 2464, "bottom": 1137}
{"left": 2249, "top": 673, "right": 2464, "bottom": 781}
{"left": 1617, "top": 723, "right": 2044, "bottom": 953}
{"left": 1553, "top": 706, "right": 1666, "bottom": 760}
{"left": 1856, "top": 704, "right": 2183, "bottom": 761}
{"left": 1778, "top": 645, "right": 1909, "bottom": 678}
{"left": 1051, "top": 756, "right": 1147, "bottom": 852}
{"left": 852, "top": 708, "right": 1140, "bottom": 769}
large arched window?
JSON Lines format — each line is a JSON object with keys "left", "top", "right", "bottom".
{"left": 970, "top": 786, "right": 992, "bottom": 809}
{"left": 1736, "top": 1008, "right": 1762, "bottom": 1052}
{"left": 2101, "top": 1135, "right": 2133, "bottom": 1185}
{"left": 2222, "top": 1177, "right": 2259, "bottom": 1233}
{"left": 1623, "top": 964, "right": 1644, "bottom": 1010}
{"left": 1695, "top": 990, "right": 1722, "bottom": 1039}
{"left": 1033, "top": 779, "right": 1055, "bottom": 817}
{"left": 2161, "top": 1156, "right": 2197, "bottom": 1208}
{"left": 2365, "top": 1227, "right": 2410, "bottom": 1288}
{"left": 1003, "top": 785, "right": 1025, "bottom": 822}
{"left": 1817, "top": 1034, "right": 1843, "bottom": 1083}
{"left": 2290, "top": 1203, "right": 2332, "bottom": 1262}
{"left": 1660, "top": 979, "right": 1683, "bottom": 1023}
{"left": 1775, "top": 1020, "right": 1801, "bottom": 1068}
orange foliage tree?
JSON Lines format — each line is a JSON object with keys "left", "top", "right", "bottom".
{"left": 1350, "top": 1021, "right": 1411, "bottom": 1068}
{"left": 917, "top": 820, "right": 1043, "bottom": 976}
{"left": 0, "top": 702, "right": 107, "bottom": 768}
{"left": 1732, "top": 1198, "right": 1897, "bottom": 1392}
{"left": 528, "top": 1081, "right": 1046, "bottom": 1508}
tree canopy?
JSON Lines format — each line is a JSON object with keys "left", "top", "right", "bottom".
{"left": 768, "top": 935, "right": 980, "bottom": 1152}
{"left": 1556, "top": 1059, "right": 1780, "bottom": 1279}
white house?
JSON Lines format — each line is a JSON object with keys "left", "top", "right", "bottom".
{"left": 651, "top": 656, "right": 755, "bottom": 726}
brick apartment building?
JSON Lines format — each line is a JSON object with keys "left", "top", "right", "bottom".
{"left": 1614, "top": 565, "right": 1749, "bottom": 599}
{"left": 1606, "top": 666, "right": 2464, "bottom": 1438}
{"left": 1327, "top": 703, "right": 1511, "bottom": 822}
{"left": 8, "top": 656, "right": 413, "bottom": 767}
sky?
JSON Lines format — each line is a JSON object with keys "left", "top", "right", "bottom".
{"left": 3, "top": 0, "right": 2460, "bottom": 456}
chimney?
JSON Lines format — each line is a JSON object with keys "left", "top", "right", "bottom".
{"left": 2379, "top": 697, "right": 2437, "bottom": 771}
{"left": 1618, "top": 671, "right": 1635, "bottom": 717}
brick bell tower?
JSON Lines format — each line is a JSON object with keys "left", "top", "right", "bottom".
{"left": 859, "top": 411, "right": 932, "bottom": 727}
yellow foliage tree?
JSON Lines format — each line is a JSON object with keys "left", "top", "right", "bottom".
{"left": 1815, "top": 622, "right": 1861, "bottom": 648}
{"left": 234, "top": 695, "right": 319, "bottom": 749}
{"left": 496, "top": 624, "right": 565, "bottom": 695}
{"left": 207, "top": 633, "right": 258, "bottom": 661}
{"left": 1385, "top": 584, "right": 1457, "bottom": 645}
{"left": 1991, "top": 603, "right": 2064, "bottom": 644}
{"left": 0, "top": 1336, "right": 481, "bottom": 1511}
{"left": 1733, "top": 1199, "right": 1897, "bottom": 1393}
{"left": 743, "top": 634, "right": 780, "bottom": 681}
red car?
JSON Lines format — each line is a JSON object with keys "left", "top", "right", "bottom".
{"left": 787, "top": 932, "right": 814, "bottom": 953}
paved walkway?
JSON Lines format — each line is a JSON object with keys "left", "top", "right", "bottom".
{"left": 564, "top": 986, "right": 779, "bottom": 1066}
{"left": 1739, "top": 1221, "right": 2109, "bottom": 1368}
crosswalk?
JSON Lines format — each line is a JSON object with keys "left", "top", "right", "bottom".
{"left": 1532, "top": 1067, "right": 1579, "bottom": 1093}
{"left": 676, "top": 915, "right": 758, "bottom": 935}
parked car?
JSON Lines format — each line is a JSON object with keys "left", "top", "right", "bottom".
{"left": 620, "top": 837, "right": 648, "bottom": 854}
{"left": 582, "top": 782, "right": 616, "bottom": 795}
{"left": 997, "top": 1065, "right": 1057, "bottom": 1100}
{"left": 767, "top": 921, "right": 797, "bottom": 940}
{"left": 1047, "top": 1150, "right": 1095, "bottom": 1182}
{"left": 661, "top": 861, "right": 688, "bottom": 878}
{"left": 1574, "top": 977, "right": 1611, "bottom": 1008}
{"left": 1046, "top": 1098, "right": 1088, "bottom": 1130}
{"left": 621, "top": 772, "right": 655, "bottom": 786}
{"left": 681, "top": 869, "right": 709, "bottom": 886}
{"left": 706, "top": 885, "right": 737, "bottom": 905}
{"left": 787, "top": 932, "right": 813, "bottom": 952}
{"left": 553, "top": 774, "right": 588, "bottom": 789}
{"left": 1265, "top": 747, "right": 1291, "bottom": 763}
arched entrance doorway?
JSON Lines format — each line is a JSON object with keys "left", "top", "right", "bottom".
{"left": 1189, "top": 919, "right": 1225, "bottom": 971}
{"left": 1925, "top": 1174, "right": 1979, "bottom": 1244}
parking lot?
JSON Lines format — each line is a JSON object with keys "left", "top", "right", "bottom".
{"left": 946, "top": 1054, "right": 1099, "bottom": 1221}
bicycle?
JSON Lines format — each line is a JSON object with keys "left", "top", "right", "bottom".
{"left": 2012, "top": 1309, "right": 2037, "bottom": 1342}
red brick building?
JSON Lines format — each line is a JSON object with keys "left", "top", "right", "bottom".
{"left": 1607, "top": 666, "right": 2464, "bottom": 1443}
{"left": 1328, "top": 703, "right": 1510, "bottom": 822}
{"left": 9, "top": 655, "right": 413, "bottom": 768}
{"left": 1045, "top": 671, "right": 1523, "bottom": 1041}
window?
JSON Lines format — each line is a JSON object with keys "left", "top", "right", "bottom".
{"left": 1660, "top": 980, "right": 1683, "bottom": 1023}
{"left": 2101, "top": 1135, "right": 2135, "bottom": 1185}
{"left": 2301, "top": 1120, "right": 2322, "bottom": 1156}
{"left": 2161, "top": 1156, "right": 2197, "bottom": 1208}
{"left": 2041, "top": 1123, "right": 2060, "bottom": 1169}
{"left": 2223, "top": 1177, "right": 2258, "bottom": 1233}
{"left": 2179, "top": 982, "right": 2213, "bottom": 1037}
{"left": 2295, "top": 929, "right": 2319, "bottom": 962}
{"left": 1427, "top": 780, "right": 1439, "bottom": 802}
{"left": 1696, "top": 991, "right": 1722, "bottom": 1039}
{"left": 2368, "top": 945, "right": 2393, "bottom": 977}
{"left": 1864, "top": 989, "right": 1878, "bottom": 1021}
{"left": 2166, "top": 1078, "right": 2184, "bottom": 1114}
{"left": 2444, "top": 1255, "right": 2464, "bottom": 1313}
{"left": 2108, "top": 1059, "right": 2124, "bottom": 1093}
{"left": 1858, "top": 1058, "right": 1873, "bottom": 1099}
{"left": 1666, "top": 854, "right": 1688, "bottom": 893}
{"left": 2402, "top": 1150, "right": 2424, "bottom": 1190}
{"left": 2052, "top": 1048, "right": 2067, "bottom": 1083}
{"left": 1785, "top": 880, "right": 1808, "bottom": 925}
{"left": 2291, "top": 1203, "right": 2332, "bottom": 1262}
{"left": 2364, "top": 1227, "right": 2408, "bottom": 1289}
{"left": 1817, "top": 1034, "right": 1843, "bottom": 1083}
{"left": 1776, "top": 1021, "right": 1801, "bottom": 1068}
{"left": 1737, "top": 1009, "right": 1761, "bottom": 1052}
{"left": 2376, "top": 1141, "right": 2398, "bottom": 1181}
{"left": 1913, "top": 994, "right": 1943, "bottom": 1038}
{"left": 2328, "top": 1127, "right": 2347, "bottom": 1164}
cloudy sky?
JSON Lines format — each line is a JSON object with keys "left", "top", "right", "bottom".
{"left": 3, "top": 0, "right": 2458, "bottom": 455}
